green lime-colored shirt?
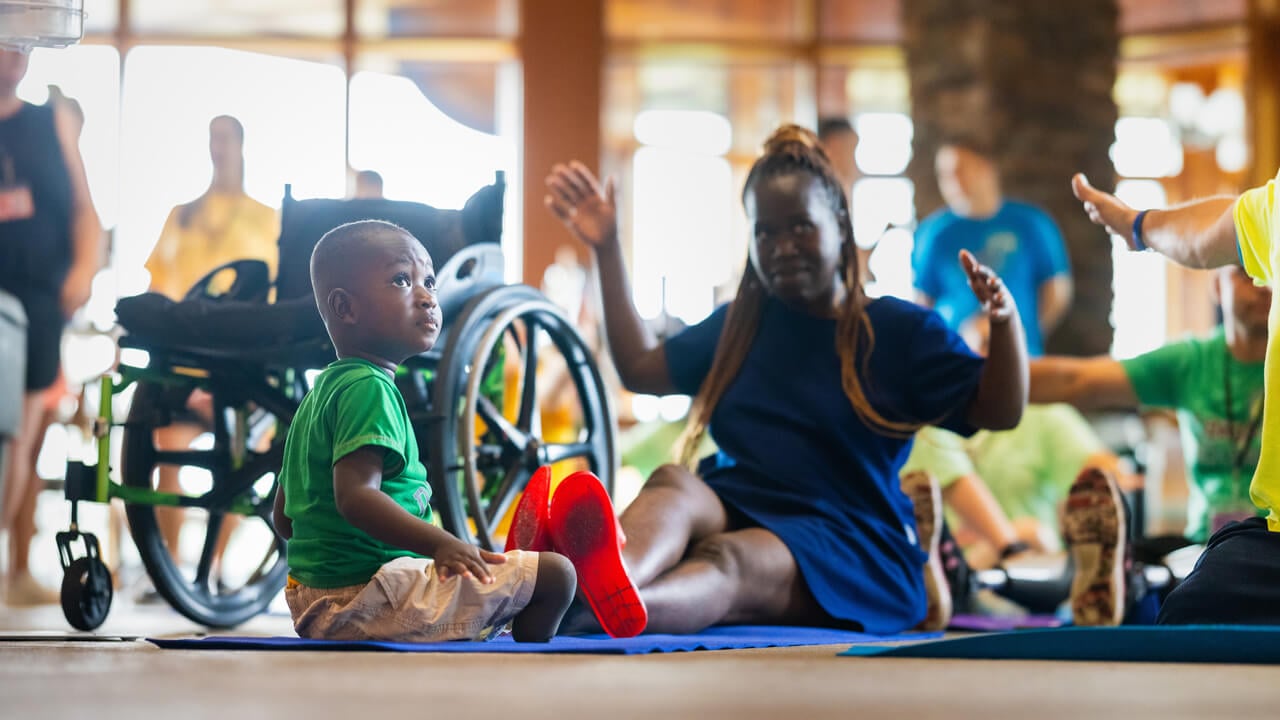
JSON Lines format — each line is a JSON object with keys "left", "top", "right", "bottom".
{"left": 280, "top": 357, "right": 432, "bottom": 588}
{"left": 1121, "top": 328, "right": 1266, "bottom": 542}
{"left": 902, "top": 404, "right": 1105, "bottom": 535}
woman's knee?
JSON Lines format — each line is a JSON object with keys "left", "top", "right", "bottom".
{"left": 644, "top": 463, "right": 710, "bottom": 497}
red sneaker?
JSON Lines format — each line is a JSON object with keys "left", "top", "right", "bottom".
{"left": 548, "top": 470, "right": 647, "bottom": 638}
{"left": 505, "top": 465, "right": 555, "bottom": 553}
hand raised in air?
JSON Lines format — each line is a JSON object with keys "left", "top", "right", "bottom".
{"left": 544, "top": 161, "right": 618, "bottom": 249}
{"left": 960, "top": 249, "right": 1016, "bottom": 324}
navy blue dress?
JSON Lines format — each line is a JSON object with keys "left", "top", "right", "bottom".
{"left": 664, "top": 296, "right": 984, "bottom": 633}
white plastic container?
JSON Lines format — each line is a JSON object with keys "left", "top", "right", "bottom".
{"left": 0, "top": 0, "right": 85, "bottom": 52}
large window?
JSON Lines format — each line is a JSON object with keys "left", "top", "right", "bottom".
{"left": 119, "top": 47, "right": 347, "bottom": 271}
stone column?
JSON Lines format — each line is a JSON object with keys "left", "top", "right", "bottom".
{"left": 902, "top": 0, "right": 1120, "bottom": 355}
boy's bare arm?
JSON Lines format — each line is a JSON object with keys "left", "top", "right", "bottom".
{"left": 272, "top": 483, "right": 292, "bottom": 540}
{"left": 333, "top": 446, "right": 505, "bottom": 582}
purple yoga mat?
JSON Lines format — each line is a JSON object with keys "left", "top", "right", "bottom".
{"left": 948, "top": 614, "right": 1063, "bottom": 632}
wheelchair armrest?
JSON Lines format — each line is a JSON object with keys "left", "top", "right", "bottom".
{"left": 182, "top": 259, "right": 271, "bottom": 304}
{"left": 437, "top": 244, "right": 505, "bottom": 322}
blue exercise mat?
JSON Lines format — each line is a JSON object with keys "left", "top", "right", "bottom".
{"left": 150, "top": 625, "right": 936, "bottom": 655}
{"left": 841, "top": 625, "right": 1280, "bottom": 664}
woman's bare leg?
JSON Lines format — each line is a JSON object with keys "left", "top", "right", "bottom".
{"left": 618, "top": 464, "right": 730, "bottom": 587}
{"left": 3, "top": 393, "right": 47, "bottom": 581}
{"left": 639, "top": 527, "right": 830, "bottom": 634}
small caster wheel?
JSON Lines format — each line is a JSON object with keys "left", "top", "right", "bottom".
{"left": 61, "top": 557, "right": 113, "bottom": 631}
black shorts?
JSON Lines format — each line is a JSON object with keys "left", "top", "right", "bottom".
{"left": 19, "top": 291, "right": 63, "bottom": 392}
{"left": 1158, "top": 516, "right": 1280, "bottom": 625}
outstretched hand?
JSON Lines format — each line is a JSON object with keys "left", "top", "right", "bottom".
{"left": 1072, "top": 173, "right": 1139, "bottom": 249}
{"left": 545, "top": 161, "right": 618, "bottom": 249}
{"left": 960, "top": 250, "right": 1015, "bottom": 324}
{"left": 434, "top": 538, "right": 506, "bottom": 584}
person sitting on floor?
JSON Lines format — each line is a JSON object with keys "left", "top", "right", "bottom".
{"left": 271, "top": 219, "right": 581, "bottom": 642}
{"left": 535, "top": 124, "right": 1028, "bottom": 635}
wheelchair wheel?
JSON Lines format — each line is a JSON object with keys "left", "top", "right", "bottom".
{"left": 431, "top": 285, "right": 616, "bottom": 551}
{"left": 122, "top": 381, "right": 288, "bottom": 628}
{"left": 61, "top": 557, "right": 112, "bottom": 631}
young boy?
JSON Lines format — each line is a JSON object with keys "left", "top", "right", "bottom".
{"left": 271, "top": 220, "right": 577, "bottom": 642}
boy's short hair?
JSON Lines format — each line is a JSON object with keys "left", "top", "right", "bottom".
{"left": 309, "top": 219, "right": 412, "bottom": 306}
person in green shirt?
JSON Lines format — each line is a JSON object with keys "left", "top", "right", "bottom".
{"left": 1031, "top": 265, "right": 1269, "bottom": 546}
{"left": 271, "top": 219, "right": 578, "bottom": 642}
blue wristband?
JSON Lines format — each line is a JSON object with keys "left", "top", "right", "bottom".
{"left": 1131, "top": 209, "right": 1149, "bottom": 251}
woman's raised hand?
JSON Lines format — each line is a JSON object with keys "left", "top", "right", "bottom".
{"left": 545, "top": 161, "right": 618, "bottom": 249}
{"left": 960, "top": 249, "right": 1016, "bottom": 324}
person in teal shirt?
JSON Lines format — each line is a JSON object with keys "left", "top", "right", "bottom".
{"left": 272, "top": 219, "right": 577, "bottom": 642}
{"left": 1031, "top": 265, "right": 1269, "bottom": 545}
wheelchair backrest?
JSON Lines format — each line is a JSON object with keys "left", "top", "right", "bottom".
{"left": 274, "top": 172, "right": 506, "bottom": 304}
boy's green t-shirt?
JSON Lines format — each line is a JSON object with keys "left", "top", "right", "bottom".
{"left": 280, "top": 357, "right": 433, "bottom": 588}
{"left": 1121, "top": 328, "right": 1266, "bottom": 542}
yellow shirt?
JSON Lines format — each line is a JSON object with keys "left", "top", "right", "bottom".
{"left": 145, "top": 192, "right": 279, "bottom": 301}
{"left": 1232, "top": 171, "right": 1280, "bottom": 531}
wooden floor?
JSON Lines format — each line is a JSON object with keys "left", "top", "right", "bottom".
{"left": 0, "top": 600, "right": 1272, "bottom": 720}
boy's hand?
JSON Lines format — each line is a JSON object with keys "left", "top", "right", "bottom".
{"left": 960, "top": 250, "right": 1015, "bottom": 324}
{"left": 433, "top": 538, "right": 507, "bottom": 584}
{"left": 544, "top": 161, "right": 618, "bottom": 249}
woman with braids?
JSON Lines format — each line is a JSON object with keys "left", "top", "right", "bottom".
{"left": 541, "top": 125, "right": 1027, "bottom": 635}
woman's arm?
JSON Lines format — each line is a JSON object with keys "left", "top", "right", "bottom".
{"left": 960, "top": 250, "right": 1028, "bottom": 430}
{"left": 545, "top": 162, "right": 676, "bottom": 395}
{"left": 53, "top": 102, "right": 103, "bottom": 318}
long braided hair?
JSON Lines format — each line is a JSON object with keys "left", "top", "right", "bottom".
{"left": 673, "top": 124, "right": 924, "bottom": 467}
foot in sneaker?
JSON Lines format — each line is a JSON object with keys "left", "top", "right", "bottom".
{"left": 548, "top": 470, "right": 647, "bottom": 638}
{"left": 506, "top": 465, "right": 555, "bottom": 552}
{"left": 1064, "top": 467, "right": 1126, "bottom": 627}
{"left": 901, "top": 471, "right": 951, "bottom": 631}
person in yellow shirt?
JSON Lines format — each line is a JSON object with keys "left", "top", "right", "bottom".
{"left": 145, "top": 115, "right": 278, "bottom": 300}
{"left": 1071, "top": 172, "right": 1280, "bottom": 625}
{"left": 141, "top": 115, "right": 278, "bottom": 587}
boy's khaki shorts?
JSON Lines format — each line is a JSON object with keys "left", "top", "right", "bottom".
{"left": 285, "top": 551, "right": 539, "bottom": 642}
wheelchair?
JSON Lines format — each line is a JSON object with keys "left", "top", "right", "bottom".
{"left": 56, "top": 173, "right": 617, "bottom": 631}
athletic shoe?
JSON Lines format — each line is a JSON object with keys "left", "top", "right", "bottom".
{"left": 1063, "top": 468, "right": 1127, "bottom": 627}
{"left": 548, "top": 470, "right": 647, "bottom": 638}
{"left": 505, "top": 465, "right": 555, "bottom": 553}
{"left": 901, "top": 470, "right": 951, "bottom": 631}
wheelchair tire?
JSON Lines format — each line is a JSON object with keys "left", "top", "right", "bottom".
{"left": 122, "top": 381, "right": 288, "bottom": 628}
{"left": 61, "top": 557, "right": 112, "bottom": 631}
{"left": 430, "top": 284, "right": 617, "bottom": 551}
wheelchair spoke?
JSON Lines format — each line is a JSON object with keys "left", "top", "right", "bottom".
{"left": 193, "top": 512, "right": 224, "bottom": 589}
{"left": 476, "top": 395, "right": 527, "bottom": 452}
{"left": 541, "top": 442, "right": 595, "bottom": 465}
{"left": 483, "top": 460, "right": 528, "bottom": 527}
{"left": 515, "top": 318, "right": 539, "bottom": 432}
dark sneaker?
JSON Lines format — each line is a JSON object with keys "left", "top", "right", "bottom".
{"left": 1064, "top": 468, "right": 1126, "bottom": 626}
{"left": 901, "top": 470, "right": 951, "bottom": 631}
